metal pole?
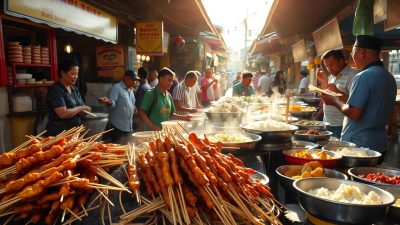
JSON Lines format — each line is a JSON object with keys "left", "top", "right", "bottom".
{"left": 244, "top": 17, "right": 248, "bottom": 70}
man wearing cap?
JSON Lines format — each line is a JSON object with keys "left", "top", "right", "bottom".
{"left": 98, "top": 70, "right": 140, "bottom": 144}
{"left": 298, "top": 70, "right": 310, "bottom": 95}
{"left": 232, "top": 72, "right": 255, "bottom": 97}
{"left": 316, "top": 50, "right": 357, "bottom": 138}
{"left": 321, "top": 35, "right": 397, "bottom": 153}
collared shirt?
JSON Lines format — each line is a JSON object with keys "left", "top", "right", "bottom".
{"left": 341, "top": 61, "right": 397, "bottom": 151}
{"left": 232, "top": 82, "right": 255, "bottom": 97}
{"left": 46, "top": 82, "right": 84, "bottom": 136}
{"left": 108, "top": 81, "right": 136, "bottom": 132}
{"left": 323, "top": 65, "right": 357, "bottom": 126}
{"left": 172, "top": 81, "right": 193, "bottom": 115}
{"left": 135, "top": 80, "right": 152, "bottom": 108}
{"left": 149, "top": 79, "right": 158, "bottom": 88}
{"left": 252, "top": 74, "right": 261, "bottom": 90}
{"left": 140, "top": 86, "right": 175, "bottom": 129}
{"left": 298, "top": 77, "right": 309, "bottom": 93}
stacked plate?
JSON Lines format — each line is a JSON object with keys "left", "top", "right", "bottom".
{"left": 22, "top": 46, "right": 32, "bottom": 64}
{"left": 41, "top": 47, "right": 49, "bottom": 64}
{"left": 7, "top": 67, "right": 13, "bottom": 85}
{"left": 31, "top": 45, "right": 41, "bottom": 64}
{"left": 7, "top": 42, "right": 23, "bottom": 63}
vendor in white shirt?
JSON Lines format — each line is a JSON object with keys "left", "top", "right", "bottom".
{"left": 298, "top": 70, "right": 309, "bottom": 95}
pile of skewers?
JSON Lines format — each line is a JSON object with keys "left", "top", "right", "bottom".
{"left": 0, "top": 126, "right": 130, "bottom": 225}
{"left": 122, "top": 128, "right": 283, "bottom": 225}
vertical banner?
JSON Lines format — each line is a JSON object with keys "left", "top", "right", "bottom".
{"left": 353, "top": 0, "right": 374, "bottom": 35}
{"left": 136, "top": 21, "right": 163, "bottom": 55}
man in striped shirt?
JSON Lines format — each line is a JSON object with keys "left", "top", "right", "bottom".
{"left": 172, "top": 71, "right": 198, "bottom": 115}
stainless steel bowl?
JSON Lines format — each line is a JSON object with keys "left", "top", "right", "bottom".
{"left": 322, "top": 147, "right": 382, "bottom": 167}
{"left": 252, "top": 171, "right": 270, "bottom": 186}
{"left": 132, "top": 131, "right": 157, "bottom": 145}
{"left": 205, "top": 111, "right": 245, "bottom": 123}
{"left": 276, "top": 165, "right": 347, "bottom": 193}
{"left": 317, "top": 141, "right": 356, "bottom": 148}
{"left": 291, "top": 120, "right": 329, "bottom": 131}
{"left": 289, "top": 110, "right": 316, "bottom": 118}
{"left": 205, "top": 132, "right": 262, "bottom": 152}
{"left": 375, "top": 185, "right": 400, "bottom": 222}
{"left": 294, "top": 130, "right": 332, "bottom": 143}
{"left": 301, "top": 97, "right": 321, "bottom": 105}
{"left": 240, "top": 123, "right": 298, "bottom": 144}
{"left": 348, "top": 167, "right": 400, "bottom": 187}
{"left": 293, "top": 178, "right": 395, "bottom": 224}
{"left": 292, "top": 140, "right": 318, "bottom": 149}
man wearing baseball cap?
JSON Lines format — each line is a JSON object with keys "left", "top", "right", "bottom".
{"left": 321, "top": 35, "right": 396, "bottom": 156}
{"left": 98, "top": 70, "right": 140, "bottom": 144}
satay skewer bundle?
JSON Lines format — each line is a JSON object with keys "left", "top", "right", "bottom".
{"left": 122, "top": 128, "right": 283, "bottom": 225}
{"left": 0, "top": 126, "right": 131, "bottom": 225}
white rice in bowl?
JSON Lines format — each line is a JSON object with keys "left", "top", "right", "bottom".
{"left": 308, "top": 184, "right": 382, "bottom": 205}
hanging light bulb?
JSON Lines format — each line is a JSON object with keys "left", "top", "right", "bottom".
{"left": 145, "top": 56, "right": 150, "bottom": 62}
{"left": 64, "top": 42, "right": 73, "bottom": 53}
{"left": 136, "top": 54, "right": 141, "bottom": 60}
{"left": 141, "top": 55, "right": 146, "bottom": 61}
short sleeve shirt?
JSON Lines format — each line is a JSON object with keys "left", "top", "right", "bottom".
{"left": 232, "top": 82, "right": 255, "bottom": 97}
{"left": 46, "top": 82, "right": 84, "bottom": 135}
{"left": 140, "top": 87, "right": 175, "bottom": 129}
{"left": 341, "top": 63, "right": 397, "bottom": 151}
{"left": 108, "top": 81, "right": 136, "bottom": 132}
{"left": 172, "top": 81, "right": 192, "bottom": 115}
{"left": 323, "top": 66, "right": 357, "bottom": 126}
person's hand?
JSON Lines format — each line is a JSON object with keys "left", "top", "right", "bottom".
{"left": 150, "top": 124, "right": 161, "bottom": 131}
{"left": 316, "top": 67, "right": 328, "bottom": 87}
{"left": 182, "top": 115, "right": 191, "bottom": 121}
{"left": 98, "top": 97, "right": 112, "bottom": 106}
{"left": 188, "top": 108, "right": 197, "bottom": 113}
{"left": 327, "top": 83, "right": 340, "bottom": 93}
{"left": 82, "top": 105, "right": 92, "bottom": 112}
{"left": 320, "top": 93, "right": 337, "bottom": 106}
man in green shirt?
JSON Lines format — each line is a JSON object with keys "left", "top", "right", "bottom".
{"left": 138, "top": 67, "right": 190, "bottom": 131}
{"left": 232, "top": 72, "right": 255, "bottom": 96}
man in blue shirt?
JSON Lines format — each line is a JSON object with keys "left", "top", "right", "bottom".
{"left": 98, "top": 70, "right": 140, "bottom": 144}
{"left": 321, "top": 35, "right": 397, "bottom": 154}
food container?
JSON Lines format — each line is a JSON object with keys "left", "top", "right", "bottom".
{"left": 240, "top": 121, "right": 298, "bottom": 144}
{"left": 294, "top": 130, "right": 332, "bottom": 143}
{"left": 186, "top": 116, "right": 205, "bottom": 132}
{"left": 12, "top": 95, "right": 32, "bottom": 112}
{"left": 317, "top": 141, "right": 356, "bottom": 148}
{"left": 291, "top": 120, "right": 329, "bottom": 130}
{"left": 348, "top": 167, "right": 400, "bottom": 187}
{"left": 289, "top": 110, "right": 316, "bottom": 118}
{"left": 161, "top": 120, "right": 187, "bottom": 133}
{"left": 292, "top": 140, "right": 318, "bottom": 149}
{"left": 322, "top": 146, "right": 381, "bottom": 167}
{"left": 205, "top": 131, "right": 261, "bottom": 152}
{"left": 293, "top": 178, "right": 395, "bottom": 224}
{"left": 132, "top": 131, "right": 157, "bottom": 145}
{"left": 210, "top": 122, "right": 242, "bottom": 132}
{"left": 282, "top": 149, "right": 342, "bottom": 168}
{"left": 276, "top": 165, "right": 347, "bottom": 193}
{"left": 205, "top": 111, "right": 244, "bottom": 123}
{"left": 375, "top": 185, "right": 400, "bottom": 222}
{"left": 83, "top": 113, "right": 108, "bottom": 137}
{"left": 300, "top": 97, "right": 321, "bottom": 105}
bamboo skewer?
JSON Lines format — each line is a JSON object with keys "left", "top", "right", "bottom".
{"left": 95, "top": 188, "right": 115, "bottom": 207}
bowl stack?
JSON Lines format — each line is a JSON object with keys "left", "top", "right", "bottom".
{"left": 6, "top": 67, "right": 13, "bottom": 85}
{"left": 7, "top": 42, "right": 23, "bottom": 63}
{"left": 22, "top": 46, "right": 32, "bottom": 64}
{"left": 32, "top": 45, "right": 41, "bottom": 64}
{"left": 41, "top": 47, "right": 50, "bottom": 64}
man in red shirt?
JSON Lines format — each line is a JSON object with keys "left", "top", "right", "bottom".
{"left": 200, "top": 68, "right": 218, "bottom": 107}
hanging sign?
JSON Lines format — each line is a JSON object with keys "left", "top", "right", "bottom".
{"left": 5, "top": 0, "right": 117, "bottom": 43}
{"left": 374, "top": 0, "right": 388, "bottom": 24}
{"left": 384, "top": 0, "right": 400, "bottom": 31}
{"left": 96, "top": 45, "right": 125, "bottom": 81}
{"left": 291, "top": 39, "right": 307, "bottom": 62}
{"left": 312, "top": 18, "right": 343, "bottom": 55}
{"left": 136, "top": 21, "right": 164, "bottom": 55}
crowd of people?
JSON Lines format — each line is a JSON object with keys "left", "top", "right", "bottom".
{"left": 43, "top": 35, "right": 397, "bottom": 155}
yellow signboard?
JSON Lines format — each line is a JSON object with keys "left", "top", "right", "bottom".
{"left": 6, "top": 0, "right": 117, "bottom": 43}
{"left": 136, "top": 21, "right": 163, "bottom": 55}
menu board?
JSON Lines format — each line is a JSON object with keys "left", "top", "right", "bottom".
{"left": 292, "top": 39, "right": 307, "bottom": 62}
{"left": 384, "top": 0, "right": 400, "bottom": 31}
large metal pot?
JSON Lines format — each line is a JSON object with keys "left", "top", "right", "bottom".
{"left": 294, "top": 130, "right": 332, "bottom": 143}
{"left": 276, "top": 165, "right": 347, "bottom": 194}
{"left": 348, "top": 167, "right": 400, "bottom": 187}
{"left": 291, "top": 120, "right": 329, "bottom": 131}
{"left": 293, "top": 178, "right": 395, "bottom": 224}
{"left": 240, "top": 123, "right": 298, "bottom": 144}
{"left": 375, "top": 185, "right": 400, "bottom": 222}
{"left": 205, "top": 132, "right": 262, "bottom": 152}
{"left": 205, "top": 111, "right": 244, "bottom": 123}
{"left": 322, "top": 146, "right": 381, "bottom": 167}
